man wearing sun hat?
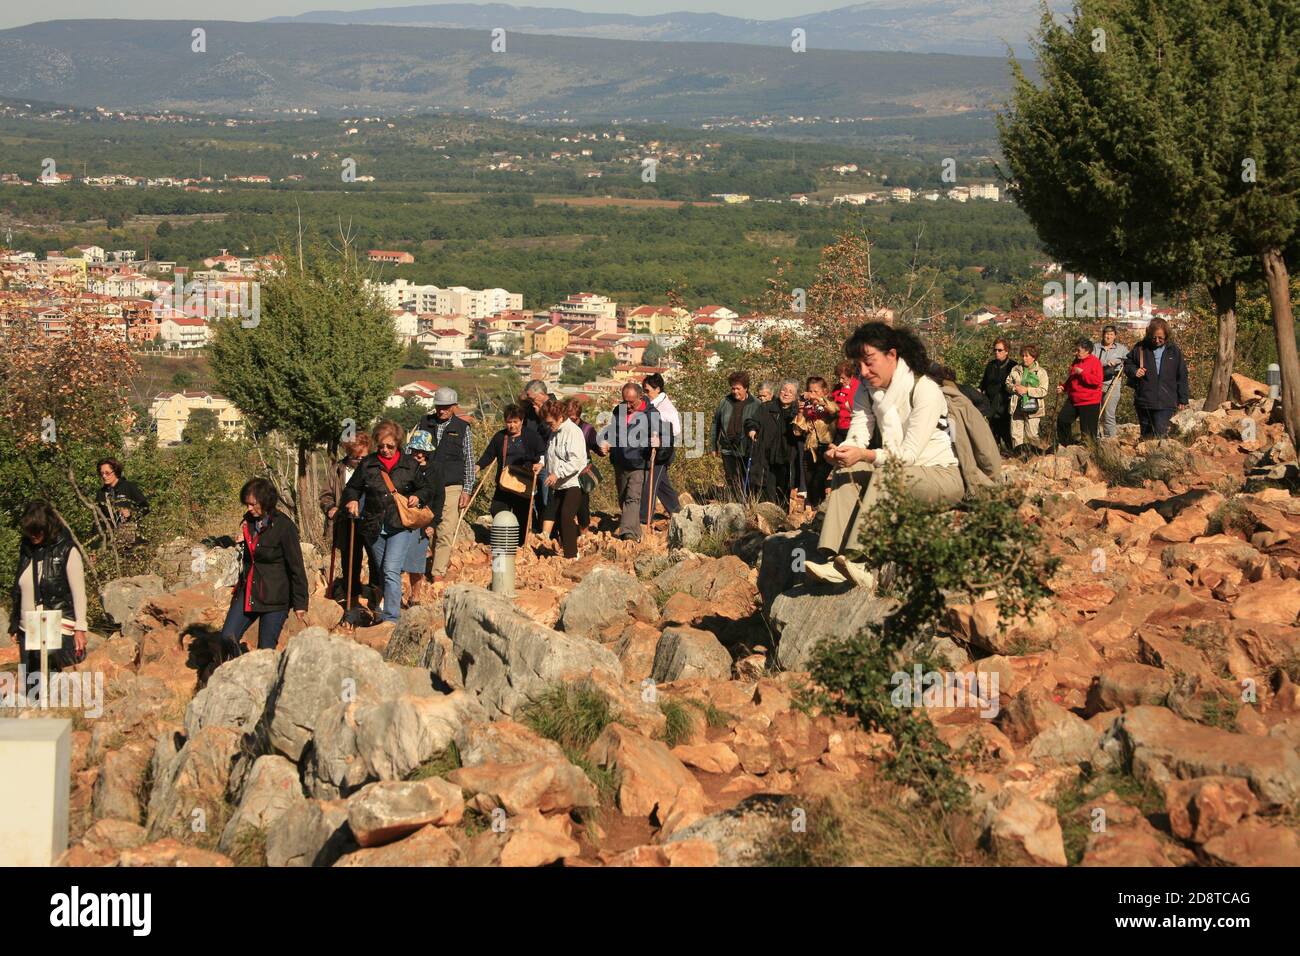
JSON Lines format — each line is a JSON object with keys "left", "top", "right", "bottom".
{"left": 416, "top": 386, "right": 476, "bottom": 583}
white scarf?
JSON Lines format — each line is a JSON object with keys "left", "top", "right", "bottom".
{"left": 868, "top": 357, "right": 915, "bottom": 455}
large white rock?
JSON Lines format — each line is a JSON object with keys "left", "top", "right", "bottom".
{"left": 444, "top": 586, "right": 622, "bottom": 719}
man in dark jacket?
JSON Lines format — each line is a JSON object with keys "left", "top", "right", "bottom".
{"left": 599, "top": 382, "right": 663, "bottom": 542}
{"left": 979, "top": 339, "right": 1016, "bottom": 451}
{"left": 1123, "top": 318, "right": 1189, "bottom": 438}
{"left": 711, "top": 371, "right": 762, "bottom": 501}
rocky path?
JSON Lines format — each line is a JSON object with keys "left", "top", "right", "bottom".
{"left": 4, "top": 373, "right": 1299, "bottom": 867}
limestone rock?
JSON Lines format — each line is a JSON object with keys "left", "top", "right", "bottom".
{"left": 264, "top": 798, "right": 356, "bottom": 867}
{"left": 333, "top": 824, "right": 463, "bottom": 867}
{"left": 454, "top": 720, "right": 566, "bottom": 768}
{"left": 264, "top": 628, "right": 407, "bottom": 762}
{"left": 99, "top": 575, "right": 165, "bottom": 630}
{"left": 219, "top": 754, "right": 304, "bottom": 855}
{"left": 1104, "top": 705, "right": 1300, "bottom": 806}
{"left": 145, "top": 726, "right": 243, "bottom": 842}
{"left": 770, "top": 585, "right": 896, "bottom": 671}
{"left": 981, "top": 789, "right": 1067, "bottom": 866}
{"left": 444, "top": 585, "right": 622, "bottom": 719}
{"left": 556, "top": 566, "right": 659, "bottom": 639}
{"left": 449, "top": 758, "right": 598, "bottom": 814}
{"left": 184, "top": 649, "right": 277, "bottom": 737}
{"left": 1165, "top": 776, "right": 1259, "bottom": 844}
{"left": 346, "top": 778, "right": 465, "bottom": 848}
{"left": 668, "top": 502, "right": 748, "bottom": 552}
{"left": 586, "top": 723, "right": 705, "bottom": 822}
{"left": 651, "top": 626, "right": 732, "bottom": 683}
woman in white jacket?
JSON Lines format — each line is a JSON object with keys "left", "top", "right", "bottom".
{"left": 805, "top": 322, "right": 964, "bottom": 587}
{"left": 540, "top": 398, "right": 589, "bottom": 560}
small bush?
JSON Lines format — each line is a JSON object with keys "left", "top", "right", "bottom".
{"left": 519, "top": 680, "right": 621, "bottom": 800}
{"left": 762, "top": 784, "right": 984, "bottom": 866}
{"left": 658, "top": 699, "right": 693, "bottom": 747}
{"left": 1207, "top": 499, "right": 1255, "bottom": 537}
{"left": 685, "top": 697, "right": 736, "bottom": 729}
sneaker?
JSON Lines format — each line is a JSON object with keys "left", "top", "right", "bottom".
{"left": 804, "top": 559, "right": 847, "bottom": 585}
{"left": 834, "top": 555, "right": 876, "bottom": 590}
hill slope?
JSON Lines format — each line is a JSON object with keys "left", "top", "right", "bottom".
{"left": 0, "top": 19, "right": 1020, "bottom": 120}
{"left": 270, "top": 0, "right": 1068, "bottom": 57}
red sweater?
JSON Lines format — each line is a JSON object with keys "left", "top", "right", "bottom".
{"left": 1065, "top": 354, "right": 1104, "bottom": 406}
{"left": 831, "top": 380, "right": 858, "bottom": 431}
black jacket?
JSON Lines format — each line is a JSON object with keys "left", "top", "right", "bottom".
{"left": 746, "top": 398, "right": 798, "bottom": 489}
{"left": 233, "top": 510, "right": 310, "bottom": 613}
{"left": 1123, "top": 341, "right": 1190, "bottom": 410}
{"left": 96, "top": 478, "right": 149, "bottom": 527}
{"left": 416, "top": 412, "right": 474, "bottom": 488}
{"left": 9, "top": 530, "right": 79, "bottom": 637}
{"left": 341, "top": 453, "right": 444, "bottom": 544}
{"left": 477, "top": 427, "right": 547, "bottom": 495}
{"left": 980, "top": 358, "right": 1016, "bottom": 417}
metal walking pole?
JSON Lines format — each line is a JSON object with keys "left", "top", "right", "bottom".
{"left": 345, "top": 516, "right": 356, "bottom": 610}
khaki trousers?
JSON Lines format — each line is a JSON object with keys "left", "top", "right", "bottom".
{"left": 430, "top": 483, "right": 462, "bottom": 578}
{"left": 818, "top": 461, "right": 964, "bottom": 556}
{"left": 1010, "top": 414, "right": 1041, "bottom": 449}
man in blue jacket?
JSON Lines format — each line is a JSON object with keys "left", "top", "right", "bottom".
{"left": 599, "top": 381, "right": 663, "bottom": 542}
{"left": 1122, "top": 318, "right": 1189, "bottom": 438}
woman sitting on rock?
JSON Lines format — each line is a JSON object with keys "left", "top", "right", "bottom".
{"left": 804, "top": 322, "right": 963, "bottom": 588}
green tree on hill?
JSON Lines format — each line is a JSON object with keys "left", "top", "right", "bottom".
{"left": 209, "top": 241, "right": 400, "bottom": 523}
{"left": 999, "top": 0, "right": 1300, "bottom": 433}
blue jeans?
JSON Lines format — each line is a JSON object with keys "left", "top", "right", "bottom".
{"left": 368, "top": 527, "right": 416, "bottom": 623}
{"left": 221, "top": 597, "right": 289, "bottom": 652}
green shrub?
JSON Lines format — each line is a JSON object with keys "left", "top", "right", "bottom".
{"left": 658, "top": 699, "right": 694, "bottom": 748}
{"left": 519, "top": 680, "right": 621, "bottom": 800}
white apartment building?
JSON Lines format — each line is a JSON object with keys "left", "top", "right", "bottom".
{"left": 159, "top": 317, "right": 211, "bottom": 350}
{"left": 969, "top": 183, "right": 1001, "bottom": 201}
{"left": 374, "top": 279, "right": 522, "bottom": 320}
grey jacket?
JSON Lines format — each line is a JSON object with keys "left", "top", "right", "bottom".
{"left": 942, "top": 382, "right": 1003, "bottom": 493}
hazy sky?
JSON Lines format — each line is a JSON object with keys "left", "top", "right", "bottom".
{"left": 0, "top": 0, "right": 849, "bottom": 31}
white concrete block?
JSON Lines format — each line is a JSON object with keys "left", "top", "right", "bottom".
{"left": 0, "top": 719, "right": 71, "bottom": 866}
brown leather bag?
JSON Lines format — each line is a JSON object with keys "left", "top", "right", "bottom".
{"left": 496, "top": 433, "right": 532, "bottom": 498}
{"left": 380, "top": 469, "right": 434, "bottom": 530}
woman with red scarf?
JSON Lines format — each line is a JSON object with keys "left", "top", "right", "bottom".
{"left": 342, "top": 420, "right": 444, "bottom": 623}
{"left": 220, "top": 477, "right": 308, "bottom": 654}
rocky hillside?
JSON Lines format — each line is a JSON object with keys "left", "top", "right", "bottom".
{"left": 4, "top": 371, "right": 1299, "bottom": 867}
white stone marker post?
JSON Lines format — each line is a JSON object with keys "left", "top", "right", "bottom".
{"left": 0, "top": 718, "right": 72, "bottom": 865}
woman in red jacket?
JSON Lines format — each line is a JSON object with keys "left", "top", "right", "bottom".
{"left": 1056, "top": 336, "right": 1104, "bottom": 444}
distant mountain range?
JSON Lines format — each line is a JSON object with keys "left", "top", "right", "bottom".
{"left": 0, "top": 19, "right": 1026, "bottom": 121}
{"left": 268, "top": 1, "right": 1068, "bottom": 57}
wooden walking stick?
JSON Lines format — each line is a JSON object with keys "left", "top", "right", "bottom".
{"left": 447, "top": 470, "right": 490, "bottom": 561}
{"left": 342, "top": 515, "right": 357, "bottom": 631}
{"left": 523, "top": 468, "right": 539, "bottom": 557}
{"left": 327, "top": 519, "right": 338, "bottom": 602}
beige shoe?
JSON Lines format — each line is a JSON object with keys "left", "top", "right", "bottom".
{"left": 834, "top": 555, "right": 876, "bottom": 590}
{"left": 805, "top": 559, "right": 848, "bottom": 585}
